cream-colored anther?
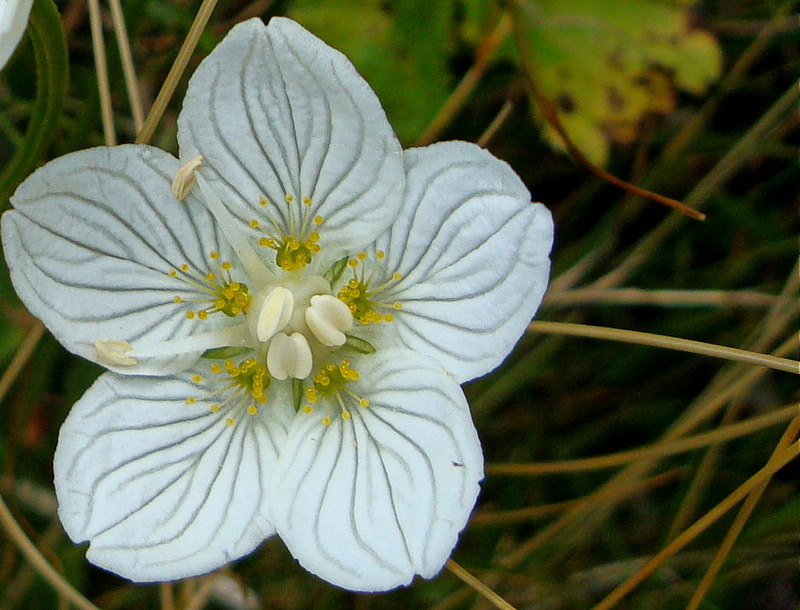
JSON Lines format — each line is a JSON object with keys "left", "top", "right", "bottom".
{"left": 171, "top": 155, "right": 203, "bottom": 200}
{"left": 305, "top": 294, "right": 354, "bottom": 347}
{"left": 257, "top": 286, "right": 294, "bottom": 342}
{"left": 267, "top": 332, "right": 313, "bottom": 380}
{"left": 95, "top": 340, "right": 137, "bottom": 367}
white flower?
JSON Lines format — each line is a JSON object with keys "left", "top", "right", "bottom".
{"left": 0, "top": 0, "right": 33, "bottom": 70}
{"left": 1, "top": 18, "right": 553, "bottom": 591}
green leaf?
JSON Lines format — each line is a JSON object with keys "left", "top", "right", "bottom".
{"left": 0, "top": 0, "right": 69, "bottom": 208}
{"left": 323, "top": 255, "right": 350, "bottom": 286}
{"left": 289, "top": 0, "right": 453, "bottom": 143}
{"left": 512, "top": 0, "right": 722, "bottom": 166}
{"left": 292, "top": 378, "right": 304, "bottom": 412}
{"left": 742, "top": 495, "right": 800, "bottom": 542}
{"left": 343, "top": 335, "right": 377, "bottom": 355}
{"left": 202, "top": 346, "right": 249, "bottom": 359}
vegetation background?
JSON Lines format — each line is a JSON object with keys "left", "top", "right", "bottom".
{"left": 0, "top": 0, "right": 797, "bottom": 609}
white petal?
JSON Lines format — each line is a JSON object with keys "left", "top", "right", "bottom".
{"left": 54, "top": 370, "right": 292, "bottom": 582}
{"left": 0, "top": 0, "right": 33, "bottom": 70}
{"left": 376, "top": 141, "right": 554, "bottom": 383}
{"left": 1, "top": 145, "right": 236, "bottom": 375}
{"left": 177, "top": 17, "right": 404, "bottom": 256}
{"left": 271, "top": 349, "right": 483, "bottom": 592}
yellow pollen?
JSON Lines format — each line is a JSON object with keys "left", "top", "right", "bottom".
{"left": 210, "top": 251, "right": 219, "bottom": 259}
{"left": 376, "top": 250, "right": 385, "bottom": 259}
{"left": 198, "top": 310, "right": 208, "bottom": 320}
{"left": 225, "top": 417, "right": 234, "bottom": 426}
{"left": 302, "top": 405, "right": 313, "bottom": 413}
{"left": 303, "top": 196, "right": 312, "bottom": 205}
{"left": 210, "top": 363, "right": 221, "bottom": 374}
{"left": 259, "top": 196, "right": 268, "bottom": 206}
{"left": 249, "top": 219, "right": 259, "bottom": 228}
{"left": 210, "top": 404, "right": 220, "bottom": 413}
{"left": 360, "top": 398, "right": 370, "bottom": 407}
{"left": 192, "top": 374, "right": 202, "bottom": 383}
{"left": 180, "top": 264, "right": 189, "bottom": 272}
{"left": 313, "top": 215, "right": 324, "bottom": 225}
{"left": 285, "top": 193, "right": 294, "bottom": 203}
{"left": 392, "top": 272, "right": 402, "bottom": 281}
{"left": 168, "top": 269, "right": 177, "bottom": 277}
{"left": 206, "top": 272, "right": 216, "bottom": 281}
{"left": 321, "top": 417, "right": 331, "bottom": 426}
{"left": 186, "top": 311, "right": 195, "bottom": 320}
{"left": 357, "top": 251, "right": 367, "bottom": 260}
{"left": 185, "top": 397, "right": 196, "bottom": 405}
{"left": 348, "top": 259, "right": 359, "bottom": 268}
{"left": 221, "top": 262, "right": 232, "bottom": 270}
{"left": 393, "top": 302, "right": 403, "bottom": 310}
{"left": 259, "top": 237, "right": 273, "bottom": 247}
{"left": 247, "top": 405, "right": 258, "bottom": 415}
{"left": 384, "top": 313, "right": 394, "bottom": 322}
{"left": 342, "top": 411, "right": 351, "bottom": 420}
{"left": 173, "top": 296, "right": 182, "bottom": 304}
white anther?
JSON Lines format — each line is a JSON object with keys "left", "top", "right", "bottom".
{"left": 257, "top": 287, "right": 294, "bottom": 342}
{"left": 305, "top": 294, "right": 354, "bottom": 347}
{"left": 95, "top": 340, "right": 137, "bottom": 367}
{"left": 267, "top": 332, "right": 313, "bottom": 380}
{"left": 171, "top": 155, "right": 203, "bottom": 200}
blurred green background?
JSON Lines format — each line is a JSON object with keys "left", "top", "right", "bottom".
{"left": 0, "top": 0, "right": 798, "bottom": 608}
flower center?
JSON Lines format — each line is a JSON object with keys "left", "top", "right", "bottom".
{"left": 301, "top": 359, "right": 370, "bottom": 426}
{"left": 253, "top": 195, "right": 324, "bottom": 272}
{"left": 168, "top": 252, "right": 252, "bottom": 320}
{"left": 185, "top": 358, "right": 271, "bottom": 427}
{"left": 246, "top": 277, "right": 355, "bottom": 381}
{"left": 336, "top": 251, "right": 403, "bottom": 325}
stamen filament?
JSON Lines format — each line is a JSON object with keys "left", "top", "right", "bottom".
{"left": 130, "top": 323, "right": 250, "bottom": 358}
{"left": 194, "top": 173, "right": 273, "bottom": 287}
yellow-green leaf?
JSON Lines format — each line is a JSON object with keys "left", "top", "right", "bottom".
{"left": 513, "top": 0, "right": 722, "bottom": 165}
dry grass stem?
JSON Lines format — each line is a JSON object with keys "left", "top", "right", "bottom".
{"left": 487, "top": 403, "right": 798, "bottom": 475}
{"left": 527, "top": 321, "right": 799, "bottom": 374}
{"left": 590, "top": 427, "right": 799, "bottom": 610}
{"left": 415, "top": 12, "right": 513, "bottom": 147}
{"left": 477, "top": 99, "right": 515, "bottom": 148}
{"left": 182, "top": 575, "right": 216, "bottom": 610}
{"left": 543, "top": 288, "right": 782, "bottom": 309}
{"left": 135, "top": 0, "right": 220, "bottom": 144}
{"left": 446, "top": 559, "right": 517, "bottom": 610}
{"left": 0, "top": 493, "right": 100, "bottom": 610}
{"left": 87, "top": 0, "right": 116, "bottom": 145}
{"left": 472, "top": 470, "right": 683, "bottom": 527}
{"left": 0, "top": 322, "right": 44, "bottom": 406}
{"left": 591, "top": 78, "right": 800, "bottom": 289}
{"left": 159, "top": 582, "right": 175, "bottom": 610}
{"left": 109, "top": 0, "right": 145, "bottom": 134}
{"left": 686, "top": 417, "right": 800, "bottom": 609}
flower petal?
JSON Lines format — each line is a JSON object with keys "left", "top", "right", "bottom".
{"left": 376, "top": 141, "right": 554, "bottom": 383}
{"left": 177, "top": 17, "right": 404, "bottom": 256}
{"left": 54, "top": 370, "right": 292, "bottom": 582}
{"left": 271, "top": 349, "right": 483, "bottom": 591}
{"left": 1, "top": 145, "right": 237, "bottom": 374}
{"left": 0, "top": 0, "right": 33, "bottom": 70}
